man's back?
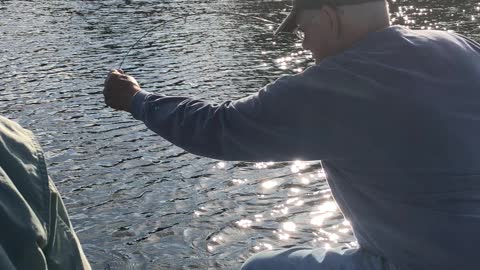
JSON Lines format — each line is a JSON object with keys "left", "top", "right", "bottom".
{"left": 319, "top": 26, "right": 480, "bottom": 270}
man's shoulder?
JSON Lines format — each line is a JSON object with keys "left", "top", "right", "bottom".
{"left": 348, "top": 25, "right": 479, "bottom": 57}
{"left": 323, "top": 25, "right": 479, "bottom": 74}
{"left": 269, "top": 63, "right": 349, "bottom": 93}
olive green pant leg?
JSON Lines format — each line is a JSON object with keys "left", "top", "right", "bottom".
{"left": 0, "top": 116, "right": 91, "bottom": 270}
{"left": 44, "top": 178, "right": 91, "bottom": 270}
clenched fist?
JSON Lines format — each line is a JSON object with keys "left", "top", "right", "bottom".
{"left": 103, "top": 69, "right": 141, "bottom": 112}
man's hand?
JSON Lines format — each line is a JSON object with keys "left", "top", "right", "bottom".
{"left": 103, "top": 69, "right": 141, "bottom": 113}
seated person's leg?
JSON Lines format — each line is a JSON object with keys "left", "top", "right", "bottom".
{"left": 0, "top": 116, "right": 91, "bottom": 270}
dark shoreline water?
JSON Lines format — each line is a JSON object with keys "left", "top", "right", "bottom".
{"left": 1, "top": 0, "right": 479, "bottom": 269}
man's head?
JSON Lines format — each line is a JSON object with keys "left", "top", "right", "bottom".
{"left": 276, "top": 0, "right": 390, "bottom": 63}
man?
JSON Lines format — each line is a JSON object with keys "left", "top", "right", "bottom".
{"left": 103, "top": 0, "right": 480, "bottom": 269}
{"left": 0, "top": 116, "right": 91, "bottom": 270}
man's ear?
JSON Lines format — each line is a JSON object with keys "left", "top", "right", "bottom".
{"left": 321, "top": 5, "right": 341, "bottom": 38}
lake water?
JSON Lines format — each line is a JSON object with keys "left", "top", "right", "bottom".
{"left": 1, "top": 0, "right": 479, "bottom": 269}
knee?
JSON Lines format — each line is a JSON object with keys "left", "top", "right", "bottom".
{"left": 240, "top": 251, "right": 276, "bottom": 270}
{"left": 240, "top": 255, "right": 262, "bottom": 270}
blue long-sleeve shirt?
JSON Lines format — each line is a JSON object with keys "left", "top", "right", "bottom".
{"left": 131, "top": 26, "right": 480, "bottom": 270}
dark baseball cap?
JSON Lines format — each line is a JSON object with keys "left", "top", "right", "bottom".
{"left": 274, "top": 0, "right": 385, "bottom": 36}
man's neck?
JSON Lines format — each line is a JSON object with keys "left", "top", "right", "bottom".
{"left": 334, "top": 1, "right": 391, "bottom": 53}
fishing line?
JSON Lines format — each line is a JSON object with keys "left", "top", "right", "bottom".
{"left": 118, "top": 11, "right": 291, "bottom": 69}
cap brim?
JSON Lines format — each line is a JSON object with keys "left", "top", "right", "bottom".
{"left": 274, "top": 10, "right": 297, "bottom": 36}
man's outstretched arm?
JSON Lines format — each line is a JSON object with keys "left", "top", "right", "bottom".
{"left": 103, "top": 69, "right": 350, "bottom": 162}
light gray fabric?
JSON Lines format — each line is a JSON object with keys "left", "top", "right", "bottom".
{"left": 0, "top": 116, "right": 91, "bottom": 270}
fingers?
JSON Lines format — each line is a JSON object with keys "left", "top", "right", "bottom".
{"left": 107, "top": 69, "right": 129, "bottom": 81}
{"left": 105, "top": 69, "right": 123, "bottom": 87}
{"left": 110, "top": 69, "right": 124, "bottom": 75}
{"left": 106, "top": 69, "right": 124, "bottom": 80}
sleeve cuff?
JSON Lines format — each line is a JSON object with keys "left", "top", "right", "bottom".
{"left": 130, "top": 90, "right": 151, "bottom": 121}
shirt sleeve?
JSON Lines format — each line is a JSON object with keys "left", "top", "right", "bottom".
{"left": 130, "top": 69, "right": 357, "bottom": 162}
